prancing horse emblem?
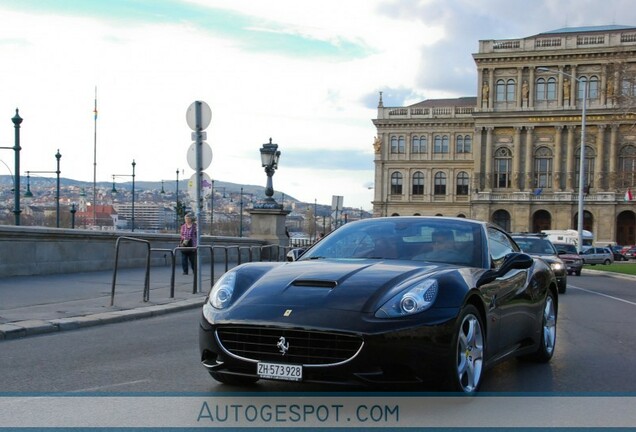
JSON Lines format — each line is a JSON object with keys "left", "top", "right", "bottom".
{"left": 277, "top": 336, "right": 289, "bottom": 355}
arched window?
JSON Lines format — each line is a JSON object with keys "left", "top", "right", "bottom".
{"left": 411, "top": 135, "right": 427, "bottom": 154}
{"left": 575, "top": 146, "right": 595, "bottom": 189}
{"left": 535, "top": 78, "right": 546, "bottom": 100}
{"left": 456, "top": 135, "right": 472, "bottom": 153}
{"left": 390, "top": 172, "right": 403, "bottom": 195}
{"left": 578, "top": 76, "right": 600, "bottom": 100}
{"left": 506, "top": 79, "right": 516, "bottom": 101}
{"left": 619, "top": 145, "right": 636, "bottom": 187}
{"left": 492, "top": 209, "right": 511, "bottom": 232}
{"left": 456, "top": 171, "right": 469, "bottom": 195}
{"left": 534, "top": 147, "right": 553, "bottom": 189}
{"left": 390, "top": 136, "right": 405, "bottom": 154}
{"left": 494, "top": 147, "right": 512, "bottom": 189}
{"left": 496, "top": 79, "right": 506, "bottom": 101}
{"left": 434, "top": 135, "right": 449, "bottom": 153}
{"left": 434, "top": 172, "right": 446, "bottom": 195}
{"left": 547, "top": 77, "right": 557, "bottom": 100}
{"left": 412, "top": 171, "right": 424, "bottom": 195}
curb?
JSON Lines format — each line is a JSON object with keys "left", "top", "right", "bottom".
{"left": 0, "top": 297, "right": 205, "bottom": 342}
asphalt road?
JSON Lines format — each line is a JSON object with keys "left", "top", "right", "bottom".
{"left": 1, "top": 271, "right": 635, "bottom": 393}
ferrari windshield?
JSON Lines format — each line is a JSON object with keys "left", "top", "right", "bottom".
{"left": 300, "top": 217, "right": 484, "bottom": 267}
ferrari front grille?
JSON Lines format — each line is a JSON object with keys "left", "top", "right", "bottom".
{"left": 216, "top": 326, "right": 363, "bottom": 366}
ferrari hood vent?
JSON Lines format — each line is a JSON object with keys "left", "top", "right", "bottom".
{"left": 291, "top": 279, "right": 338, "bottom": 288}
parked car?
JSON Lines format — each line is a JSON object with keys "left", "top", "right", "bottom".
{"left": 552, "top": 243, "right": 584, "bottom": 276}
{"left": 625, "top": 247, "right": 636, "bottom": 260}
{"left": 581, "top": 247, "right": 614, "bottom": 265}
{"left": 199, "top": 217, "right": 558, "bottom": 393}
{"left": 511, "top": 233, "right": 567, "bottom": 293}
{"left": 611, "top": 245, "right": 628, "bottom": 261}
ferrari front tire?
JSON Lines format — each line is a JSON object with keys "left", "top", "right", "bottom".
{"left": 449, "top": 304, "right": 485, "bottom": 393}
{"left": 527, "top": 291, "right": 557, "bottom": 363}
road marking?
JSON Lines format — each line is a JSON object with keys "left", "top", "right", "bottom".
{"left": 69, "top": 379, "right": 151, "bottom": 393}
{"left": 569, "top": 286, "right": 636, "bottom": 307}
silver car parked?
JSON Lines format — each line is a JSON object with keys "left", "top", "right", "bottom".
{"left": 581, "top": 247, "right": 614, "bottom": 265}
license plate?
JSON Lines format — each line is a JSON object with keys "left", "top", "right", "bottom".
{"left": 257, "top": 362, "right": 302, "bottom": 381}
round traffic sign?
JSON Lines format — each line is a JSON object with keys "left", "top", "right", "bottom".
{"left": 188, "top": 172, "right": 213, "bottom": 199}
{"left": 186, "top": 100, "right": 212, "bottom": 131}
{"left": 186, "top": 141, "right": 213, "bottom": 171}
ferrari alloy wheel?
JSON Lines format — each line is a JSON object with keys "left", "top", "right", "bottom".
{"left": 536, "top": 291, "right": 557, "bottom": 362}
{"left": 452, "top": 305, "right": 484, "bottom": 393}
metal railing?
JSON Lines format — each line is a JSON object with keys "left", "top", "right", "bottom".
{"left": 111, "top": 237, "right": 293, "bottom": 306}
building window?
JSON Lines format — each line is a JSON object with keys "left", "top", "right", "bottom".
{"left": 492, "top": 210, "right": 511, "bottom": 233}
{"left": 412, "top": 171, "right": 424, "bottom": 195}
{"left": 575, "top": 145, "right": 595, "bottom": 189}
{"left": 456, "top": 171, "right": 469, "bottom": 195}
{"left": 619, "top": 145, "right": 636, "bottom": 187}
{"left": 412, "top": 135, "right": 427, "bottom": 154}
{"left": 496, "top": 79, "right": 516, "bottom": 102}
{"left": 534, "top": 147, "right": 553, "bottom": 188}
{"left": 434, "top": 135, "right": 449, "bottom": 153}
{"left": 390, "top": 172, "right": 403, "bottom": 195}
{"left": 434, "top": 171, "right": 447, "bottom": 195}
{"left": 494, "top": 147, "right": 512, "bottom": 189}
{"left": 577, "top": 76, "right": 599, "bottom": 99}
{"left": 390, "top": 136, "right": 405, "bottom": 154}
{"left": 456, "top": 135, "right": 472, "bottom": 153}
{"left": 535, "top": 77, "right": 557, "bottom": 100}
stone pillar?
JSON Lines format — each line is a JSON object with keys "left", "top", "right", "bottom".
{"left": 473, "top": 127, "right": 483, "bottom": 191}
{"left": 566, "top": 126, "right": 576, "bottom": 191}
{"left": 569, "top": 65, "right": 577, "bottom": 107}
{"left": 516, "top": 68, "right": 523, "bottom": 109}
{"left": 557, "top": 67, "right": 564, "bottom": 107}
{"left": 595, "top": 125, "right": 606, "bottom": 190}
{"left": 249, "top": 207, "right": 291, "bottom": 254}
{"left": 609, "top": 125, "right": 618, "bottom": 190}
{"left": 513, "top": 127, "right": 522, "bottom": 189}
{"left": 525, "top": 127, "right": 534, "bottom": 191}
{"left": 553, "top": 126, "right": 563, "bottom": 191}
{"left": 528, "top": 67, "right": 535, "bottom": 109}
{"left": 485, "top": 128, "right": 494, "bottom": 191}
{"left": 478, "top": 68, "right": 485, "bottom": 110}
{"left": 488, "top": 70, "right": 495, "bottom": 110}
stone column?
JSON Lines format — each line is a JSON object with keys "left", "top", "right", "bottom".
{"left": 516, "top": 68, "right": 523, "bottom": 109}
{"left": 513, "top": 127, "right": 522, "bottom": 189}
{"left": 528, "top": 67, "right": 535, "bottom": 108}
{"left": 566, "top": 126, "right": 576, "bottom": 191}
{"left": 557, "top": 67, "right": 564, "bottom": 107}
{"left": 485, "top": 128, "right": 494, "bottom": 191}
{"left": 525, "top": 127, "right": 534, "bottom": 191}
{"left": 601, "top": 65, "right": 608, "bottom": 106}
{"left": 488, "top": 70, "right": 495, "bottom": 110}
{"left": 478, "top": 68, "right": 485, "bottom": 109}
{"left": 595, "top": 125, "right": 606, "bottom": 190}
{"left": 473, "top": 127, "right": 483, "bottom": 191}
{"left": 569, "top": 65, "right": 577, "bottom": 107}
{"left": 553, "top": 126, "right": 563, "bottom": 191}
{"left": 609, "top": 125, "right": 618, "bottom": 190}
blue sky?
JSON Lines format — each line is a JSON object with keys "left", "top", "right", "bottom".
{"left": 1, "top": 0, "right": 636, "bottom": 209}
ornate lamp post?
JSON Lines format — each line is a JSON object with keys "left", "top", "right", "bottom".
{"left": 256, "top": 138, "right": 282, "bottom": 209}
{"left": 1, "top": 109, "right": 22, "bottom": 225}
{"left": 111, "top": 159, "right": 136, "bottom": 231}
{"left": 22, "top": 149, "right": 63, "bottom": 227}
{"left": 70, "top": 202, "right": 77, "bottom": 229}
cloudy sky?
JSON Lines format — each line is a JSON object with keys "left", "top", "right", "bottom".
{"left": 2, "top": 0, "right": 636, "bottom": 209}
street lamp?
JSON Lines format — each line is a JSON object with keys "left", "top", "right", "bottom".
{"left": 70, "top": 202, "right": 77, "bottom": 229}
{"left": 255, "top": 138, "right": 282, "bottom": 209}
{"left": 111, "top": 159, "right": 136, "bottom": 231}
{"left": 22, "top": 149, "right": 62, "bottom": 227}
{"left": 1, "top": 109, "right": 22, "bottom": 225}
{"left": 538, "top": 67, "right": 587, "bottom": 252}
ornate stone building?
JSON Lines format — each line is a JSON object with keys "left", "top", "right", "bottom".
{"left": 372, "top": 25, "right": 636, "bottom": 245}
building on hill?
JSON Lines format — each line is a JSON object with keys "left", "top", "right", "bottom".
{"left": 372, "top": 25, "right": 636, "bottom": 245}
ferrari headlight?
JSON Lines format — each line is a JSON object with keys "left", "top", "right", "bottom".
{"left": 550, "top": 262, "right": 564, "bottom": 271}
{"left": 208, "top": 270, "right": 237, "bottom": 309}
{"left": 375, "top": 279, "right": 439, "bottom": 318}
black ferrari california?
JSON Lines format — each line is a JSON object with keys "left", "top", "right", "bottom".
{"left": 199, "top": 216, "right": 558, "bottom": 392}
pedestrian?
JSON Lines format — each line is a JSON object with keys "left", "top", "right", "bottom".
{"left": 180, "top": 212, "right": 197, "bottom": 275}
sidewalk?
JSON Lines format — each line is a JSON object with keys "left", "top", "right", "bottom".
{"left": 0, "top": 264, "right": 217, "bottom": 341}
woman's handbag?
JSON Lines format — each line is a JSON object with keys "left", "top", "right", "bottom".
{"left": 181, "top": 239, "right": 193, "bottom": 247}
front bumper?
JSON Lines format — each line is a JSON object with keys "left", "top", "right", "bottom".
{"left": 198, "top": 312, "right": 457, "bottom": 387}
